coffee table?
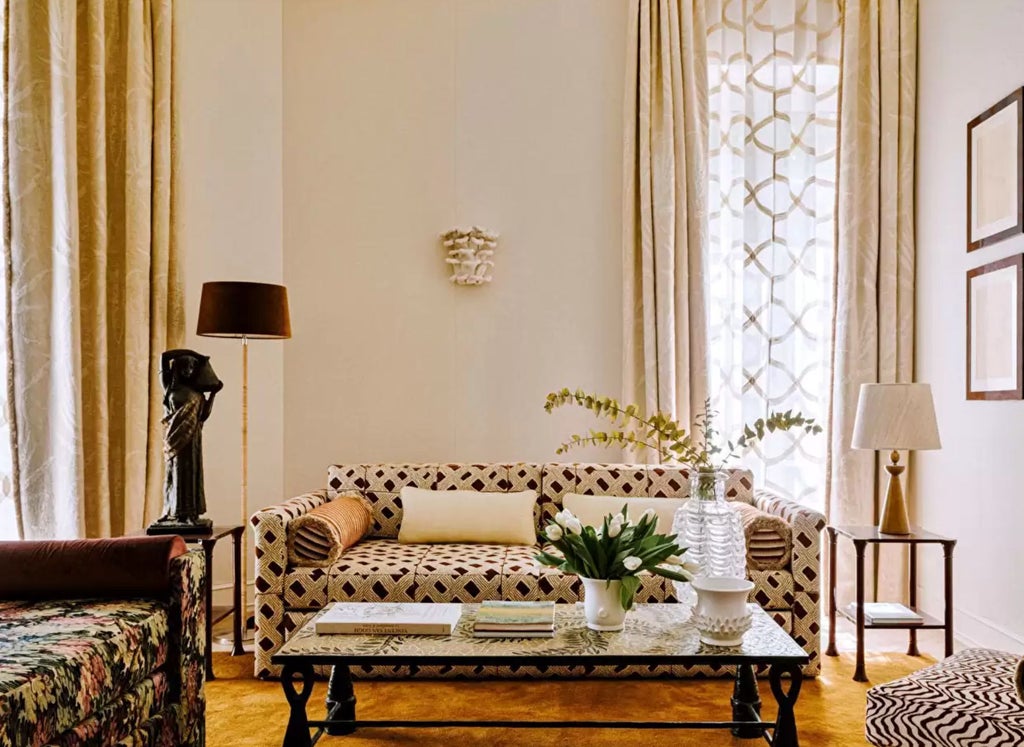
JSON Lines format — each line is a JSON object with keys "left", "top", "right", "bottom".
{"left": 272, "top": 603, "right": 808, "bottom": 746}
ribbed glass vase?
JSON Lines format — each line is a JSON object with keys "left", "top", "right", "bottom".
{"left": 671, "top": 469, "right": 747, "bottom": 607}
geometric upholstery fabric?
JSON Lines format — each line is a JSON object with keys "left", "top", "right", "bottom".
{"left": 866, "top": 649, "right": 1024, "bottom": 747}
{"left": 254, "top": 462, "right": 823, "bottom": 680}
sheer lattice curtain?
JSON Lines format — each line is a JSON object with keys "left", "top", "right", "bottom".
{"left": 705, "top": 0, "right": 840, "bottom": 507}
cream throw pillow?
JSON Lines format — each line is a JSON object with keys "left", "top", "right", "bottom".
{"left": 398, "top": 487, "right": 538, "bottom": 545}
{"left": 563, "top": 494, "right": 685, "bottom": 534}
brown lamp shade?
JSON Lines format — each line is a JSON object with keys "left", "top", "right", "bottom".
{"left": 196, "top": 281, "right": 291, "bottom": 339}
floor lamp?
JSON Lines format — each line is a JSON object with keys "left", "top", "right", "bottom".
{"left": 197, "top": 281, "right": 291, "bottom": 645}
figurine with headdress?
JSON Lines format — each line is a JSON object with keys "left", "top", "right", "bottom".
{"left": 147, "top": 349, "right": 223, "bottom": 535}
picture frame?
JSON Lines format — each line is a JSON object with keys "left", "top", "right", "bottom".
{"left": 966, "top": 254, "right": 1023, "bottom": 400}
{"left": 967, "top": 88, "right": 1024, "bottom": 251}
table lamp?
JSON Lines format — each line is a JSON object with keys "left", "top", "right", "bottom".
{"left": 197, "top": 281, "right": 291, "bottom": 637}
{"left": 851, "top": 383, "right": 941, "bottom": 535}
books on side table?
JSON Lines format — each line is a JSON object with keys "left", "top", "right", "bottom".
{"left": 472, "top": 601, "right": 556, "bottom": 638}
{"left": 845, "top": 602, "right": 923, "bottom": 625}
{"left": 315, "top": 602, "right": 463, "bottom": 636}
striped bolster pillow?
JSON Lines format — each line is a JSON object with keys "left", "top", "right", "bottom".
{"left": 286, "top": 493, "right": 372, "bottom": 567}
{"left": 732, "top": 502, "right": 793, "bottom": 572}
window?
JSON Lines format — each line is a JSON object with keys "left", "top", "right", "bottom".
{"left": 705, "top": 0, "right": 840, "bottom": 507}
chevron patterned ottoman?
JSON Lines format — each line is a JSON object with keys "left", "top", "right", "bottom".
{"left": 865, "top": 648, "right": 1024, "bottom": 746}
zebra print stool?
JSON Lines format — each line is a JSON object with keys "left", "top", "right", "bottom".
{"left": 865, "top": 648, "right": 1024, "bottom": 746}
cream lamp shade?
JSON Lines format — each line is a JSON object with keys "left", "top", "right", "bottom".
{"left": 851, "top": 384, "right": 941, "bottom": 451}
{"left": 851, "top": 383, "right": 941, "bottom": 535}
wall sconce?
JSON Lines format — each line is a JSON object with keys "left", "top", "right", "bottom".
{"left": 441, "top": 226, "right": 499, "bottom": 285}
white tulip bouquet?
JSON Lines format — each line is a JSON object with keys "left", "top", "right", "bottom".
{"left": 535, "top": 507, "right": 696, "bottom": 610}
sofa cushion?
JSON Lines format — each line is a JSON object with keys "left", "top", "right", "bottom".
{"left": 286, "top": 493, "right": 372, "bottom": 567}
{"left": 0, "top": 536, "right": 187, "bottom": 600}
{"left": 0, "top": 598, "right": 169, "bottom": 747}
{"left": 414, "top": 544, "right": 508, "bottom": 602}
{"left": 866, "top": 648, "right": 1024, "bottom": 746}
{"left": 398, "top": 488, "right": 538, "bottom": 545}
{"left": 326, "top": 540, "right": 433, "bottom": 604}
{"left": 732, "top": 502, "right": 793, "bottom": 571}
{"left": 562, "top": 493, "right": 685, "bottom": 533}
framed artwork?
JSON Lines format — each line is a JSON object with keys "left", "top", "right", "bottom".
{"left": 967, "top": 254, "right": 1023, "bottom": 400}
{"left": 967, "top": 88, "right": 1024, "bottom": 251}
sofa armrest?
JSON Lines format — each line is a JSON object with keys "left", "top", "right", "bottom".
{"left": 753, "top": 488, "right": 825, "bottom": 594}
{"left": 168, "top": 548, "right": 205, "bottom": 743}
{"left": 251, "top": 490, "right": 331, "bottom": 595}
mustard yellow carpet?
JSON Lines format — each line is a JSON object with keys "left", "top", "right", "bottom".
{"left": 206, "top": 650, "right": 928, "bottom": 746}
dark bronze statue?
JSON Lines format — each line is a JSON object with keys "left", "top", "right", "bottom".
{"left": 147, "top": 349, "right": 223, "bottom": 535}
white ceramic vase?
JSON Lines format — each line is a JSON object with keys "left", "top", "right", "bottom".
{"left": 580, "top": 577, "right": 627, "bottom": 631}
{"left": 691, "top": 576, "right": 754, "bottom": 646}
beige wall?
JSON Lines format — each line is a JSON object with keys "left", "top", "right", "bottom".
{"left": 281, "top": 0, "right": 629, "bottom": 495}
{"left": 914, "top": 0, "right": 1024, "bottom": 651}
{"left": 178, "top": 0, "right": 284, "bottom": 596}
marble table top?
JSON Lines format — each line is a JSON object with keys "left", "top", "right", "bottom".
{"left": 273, "top": 603, "right": 808, "bottom": 665}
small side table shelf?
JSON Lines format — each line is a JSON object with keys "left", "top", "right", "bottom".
{"left": 130, "top": 524, "right": 245, "bottom": 680}
{"left": 826, "top": 525, "right": 955, "bottom": 682}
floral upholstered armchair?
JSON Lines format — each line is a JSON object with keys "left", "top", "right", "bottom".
{"left": 0, "top": 537, "right": 205, "bottom": 747}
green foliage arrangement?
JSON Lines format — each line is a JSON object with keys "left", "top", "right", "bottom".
{"left": 543, "top": 388, "right": 822, "bottom": 469}
{"left": 534, "top": 507, "right": 694, "bottom": 610}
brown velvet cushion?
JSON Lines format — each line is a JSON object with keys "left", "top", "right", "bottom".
{"left": 1016, "top": 657, "right": 1024, "bottom": 705}
{"left": 287, "top": 493, "right": 371, "bottom": 567}
{"left": 0, "top": 536, "right": 187, "bottom": 600}
{"left": 732, "top": 502, "right": 792, "bottom": 571}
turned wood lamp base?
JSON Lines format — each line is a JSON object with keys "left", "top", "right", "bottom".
{"left": 878, "top": 450, "right": 911, "bottom": 535}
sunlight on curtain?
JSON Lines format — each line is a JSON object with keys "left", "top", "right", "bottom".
{"left": 705, "top": 0, "right": 840, "bottom": 508}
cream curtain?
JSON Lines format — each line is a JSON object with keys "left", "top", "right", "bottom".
{"left": 4, "top": 0, "right": 183, "bottom": 539}
{"left": 827, "top": 0, "right": 917, "bottom": 603}
{"left": 705, "top": 0, "right": 841, "bottom": 506}
{"left": 623, "top": 0, "right": 709, "bottom": 433}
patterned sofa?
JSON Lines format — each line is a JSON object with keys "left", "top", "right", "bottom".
{"left": 0, "top": 544, "right": 205, "bottom": 747}
{"left": 253, "top": 463, "right": 825, "bottom": 680}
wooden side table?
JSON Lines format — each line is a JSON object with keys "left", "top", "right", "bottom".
{"left": 826, "top": 525, "right": 955, "bottom": 682}
{"left": 131, "top": 524, "right": 245, "bottom": 680}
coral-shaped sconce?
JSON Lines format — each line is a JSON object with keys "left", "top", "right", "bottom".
{"left": 441, "top": 226, "right": 499, "bottom": 285}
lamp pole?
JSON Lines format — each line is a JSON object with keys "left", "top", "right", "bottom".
{"left": 240, "top": 335, "right": 249, "bottom": 634}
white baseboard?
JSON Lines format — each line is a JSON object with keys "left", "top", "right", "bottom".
{"left": 953, "top": 608, "right": 1024, "bottom": 653}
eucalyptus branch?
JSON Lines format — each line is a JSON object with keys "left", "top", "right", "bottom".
{"left": 545, "top": 389, "right": 823, "bottom": 470}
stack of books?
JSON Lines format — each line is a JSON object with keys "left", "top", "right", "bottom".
{"left": 845, "top": 602, "right": 923, "bottom": 625}
{"left": 472, "top": 601, "right": 556, "bottom": 638}
{"left": 314, "top": 602, "right": 463, "bottom": 635}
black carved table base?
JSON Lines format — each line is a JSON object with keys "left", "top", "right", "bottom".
{"left": 278, "top": 662, "right": 803, "bottom": 746}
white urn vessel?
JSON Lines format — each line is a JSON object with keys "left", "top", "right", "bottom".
{"left": 580, "top": 577, "right": 627, "bottom": 632}
{"left": 691, "top": 576, "right": 754, "bottom": 646}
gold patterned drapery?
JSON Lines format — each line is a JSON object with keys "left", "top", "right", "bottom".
{"left": 827, "top": 0, "right": 918, "bottom": 605}
{"left": 3, "top": 0, "right": 184, "bottom": 539}
{"left": 622, "top": 0, "right": 710, "bottom": 436}
{"left": 705, "top": 0, "right": 841, "bottom": 505}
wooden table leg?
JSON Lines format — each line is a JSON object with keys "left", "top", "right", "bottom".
{"left": 326, "top": 664, "right": 357, "bottom": 736}
{"left": 825, "top": 527, "right": 838, "bottom": 657}
{"left": 943, "top": 542, "right": 955, "bottom": 657}
{"left": 202, "top": 540, "right": 215, "bottom": 681}
{"left": 907, "top": 544, "right": 919, "bottom": 656}
{"left": 281, "top": 663, "right": 314, "bottom": 747}
{"left": 231, "top": 527, "right": 245, "bottom": 656}
{"left": 853, "top": 540, "right": 867, "bottom": 682}
{"left": 769, "top": 663, "right": 803, "bottom": 747}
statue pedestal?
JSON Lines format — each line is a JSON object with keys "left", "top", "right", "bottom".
{"left": 146, "top": 517, "right": 214, "bottom": 536}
